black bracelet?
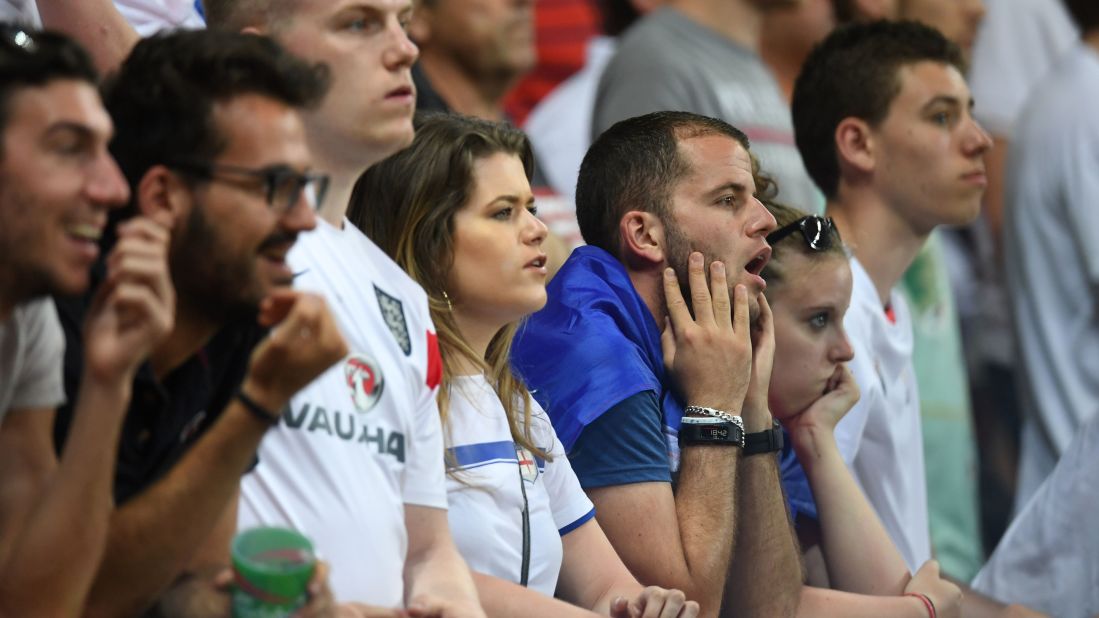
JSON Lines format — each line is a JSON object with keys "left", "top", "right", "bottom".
{"left": 235, "top": 388, "right": 281, "bottom": 425}
{"left": 743, "top": 419, "right": 784, "bottom": 455}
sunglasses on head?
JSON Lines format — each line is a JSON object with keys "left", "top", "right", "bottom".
{"left": 0, "top": 24, "right": 40, "bottom": 53}
{"left": 766, "top": 215, "right": 839, "bottom": 251}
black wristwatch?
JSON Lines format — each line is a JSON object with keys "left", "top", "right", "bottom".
{"left": 678, "top": 415, "right": 745, "bottom": 448}
{"left": 743, "top": 420, "right": 784, "bottom": 455}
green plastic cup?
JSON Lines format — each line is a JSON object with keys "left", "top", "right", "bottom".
{"left": 231, "top": 526, "right": 316, "bottom": 618}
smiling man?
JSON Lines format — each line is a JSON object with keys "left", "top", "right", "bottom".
{"left": 791, "top": 16, "right": 989, "bottom": 577}
{"left": 512, "top": 111, "right": 803, "bottom": 618}
{"left": 0, "top": 25, "right": 172, "bottom": 617}
{"left": 48, "top": 29, "right": 350, "bottom": 616}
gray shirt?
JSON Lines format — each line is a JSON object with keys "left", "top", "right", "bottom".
{"left": 1005, "top": 43, "right": 1099, "bottom": 506}
{"left": 592, "top": 7, "right": 822, "bottom": 213}
{"left": 0, "top": 298, "right": 66, "bottom": 423}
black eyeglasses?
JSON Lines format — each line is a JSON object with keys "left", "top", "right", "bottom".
{"left": 766, "top": 215, "right": 839, "bottom": 251}
{"left": 165, "top": 160, "right": 329, "bottom": 215}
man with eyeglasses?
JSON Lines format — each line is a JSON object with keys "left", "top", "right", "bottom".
{"left": 49, "top": 29, "right": 350, "bottom": 616}
{"left": 0, "top": 25, "right": 172, "bottom": 617}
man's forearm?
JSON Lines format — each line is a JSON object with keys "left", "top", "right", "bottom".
{"left": 724, "top": 453, "right": 801, "bottom": 618}
{"left": 672, "top": 445, "right": 740, "bottom": 616}
{"left": 35, "top": 0, "right": 138, "bottom": 74}
{"left": 0, "top": 377, "right": 130, "bottom": 617}
{"left": 83, "top": 403, "right": 268, "bottom": 618}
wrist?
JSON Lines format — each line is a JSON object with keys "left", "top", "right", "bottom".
{"left": 741, "top": 405, "right": 773, "bottom": 433}
{"left": 905, "top": 593, "right": 937, "bottom": 618}
{"left": 679, "top": 414, "right": 744, "bottom": 448}
{"left": 684, "top": 396, "right": 741, "bottom": 416}
{"left": 80, "top": 366, "right": 135, "bottom": 401}
{"left": 742, "top": 419, "right": 784, "bottom": 455}
{"left": 238, "top": 378, "right": 289, "bottom": 418}
{"left": 789, "top": 423, "right": 836, "bottom": 457}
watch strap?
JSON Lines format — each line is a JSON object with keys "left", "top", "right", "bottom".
{"left": 743, "top": 419, "right": 783, "bottom": 455}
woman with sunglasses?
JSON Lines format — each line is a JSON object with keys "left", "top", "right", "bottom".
{"left": 348, "top": 113, "right": 698, "bottom": 618}
{"left": 762, "top": 202, "right": 963, "bottom": 617}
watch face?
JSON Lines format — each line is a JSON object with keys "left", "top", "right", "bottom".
{"left": 679, "top": 420, "right": 744, "bottom": 448}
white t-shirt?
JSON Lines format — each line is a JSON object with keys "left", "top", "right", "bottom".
{"left": 1004, "top": 43, "right": 1099, "bottom": 508}
{"left": 0, "top": 0, "right": 204, "bottom": 31}
{"left": 116, "top": 0, "right": 204, "bottom": 35}
{"left": 238, "top": 219, "right": 448, "bottom": 605}
{"left": 525, "top": 36, "right": 616, "bottom": 205}
{"left": 968, "top": 0, "right": 1076, "bottom": 138}
{"left": 0, "top": 298, "right": 66, "bottom": 423}
{"left": 523, "top": 37, "right": 618, "bottom": 251}
{"left": 971, "top": 412, "right": 1099, "bottom": 618}
{"left": 834, "top": 257, "right": 930, "bottom": 573}
{"left": 0, "top": 0, "right": 38, "bottom": 26}
{"left": 445, "top": 375, "right": 595, "bottom": 596}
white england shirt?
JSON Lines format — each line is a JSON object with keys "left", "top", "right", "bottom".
{"left": 239, "top": 219, "right": 448, "bottom": 605}
{"left": 834, "top": 257, "right": 930, "bottom": 573}
{"left": 445, "top": 375, "right": 595, "bottom": 596}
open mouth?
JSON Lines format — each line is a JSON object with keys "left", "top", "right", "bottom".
{"left": 744, "top": 247, "right": 771, "bottom": 276}
{"left": 386, "top": 85, "right": 414, "bottom": 99}
{"left": 526, "top": 254, "right": 547, "bottom": 269}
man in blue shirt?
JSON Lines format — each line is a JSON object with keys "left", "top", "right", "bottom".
{"left": 513, "top": 111, "right": 801, "bottom": 617}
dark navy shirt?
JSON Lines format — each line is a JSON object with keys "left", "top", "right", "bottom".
{"left": 53, "top": 282, "right": 263, "bottom": 505}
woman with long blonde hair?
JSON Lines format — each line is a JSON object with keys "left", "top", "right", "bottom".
{"left": 349, "top": 113, "right": 697, "bottom": 618}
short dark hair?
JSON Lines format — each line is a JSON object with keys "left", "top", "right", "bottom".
{"left": 0, "top": 25, "right": 97, "bottom": 151}
{"left": 1064, "top": 0, "right": 1099, "bottom": 32}
{"left": 102, "top": 29, "right": 328, "bottom": 213}
{"left": 576, "top": 111, "right": 750, "bottom": 257}
{"left": 791, "top": 20, "right": 965, "bottom": 199}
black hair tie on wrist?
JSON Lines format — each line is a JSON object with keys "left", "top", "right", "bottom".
{"left": 235, "top": 388, "right": 281, "bottom": 425}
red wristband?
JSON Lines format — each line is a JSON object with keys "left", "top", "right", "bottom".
{"left": 905, "top": 593, "right": 937, "bottom": 618}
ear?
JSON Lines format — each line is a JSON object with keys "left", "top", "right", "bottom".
{"left": 134, "top": 166, "right": 190, "bottom": 227}
{"left": 619, "top": 210, "right": 667, "bottom": 268}
{"left": 835, "top": 116, "right": 875, "bottom": 177}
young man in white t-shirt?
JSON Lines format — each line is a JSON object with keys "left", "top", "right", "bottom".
{"left": 202, "top": 1, "right": 487, "bottom": 613}
{"left": 792, "top": 20, "right": 991, "bottom": 573}
{"left": 793, "top": 20, "right": 1054, "bottom": 618}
